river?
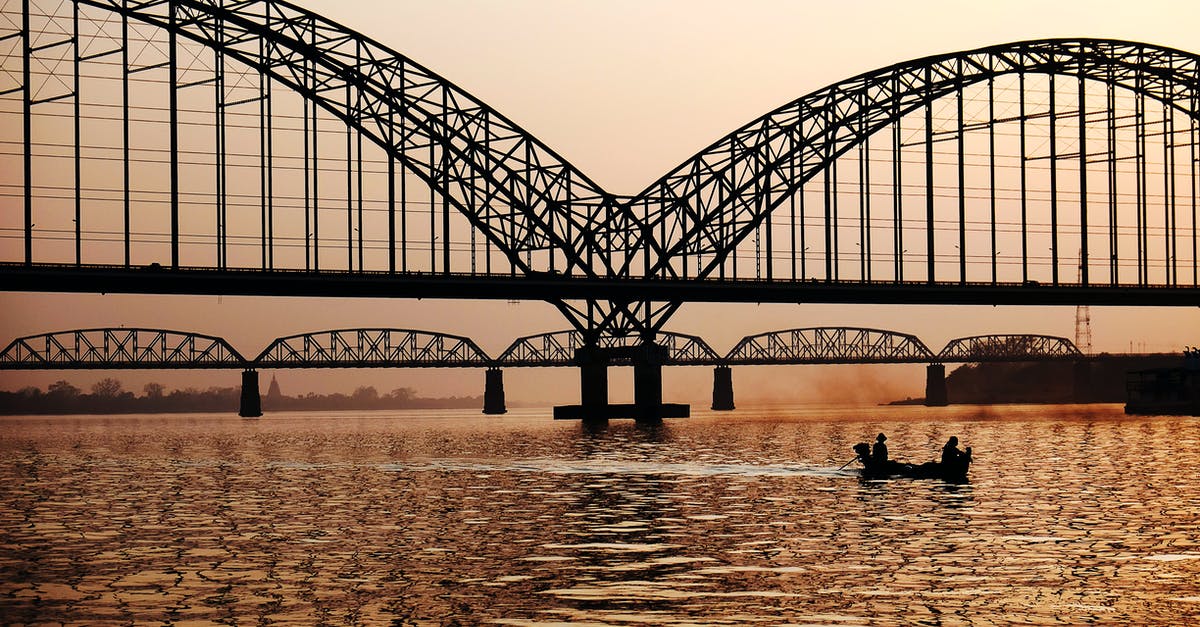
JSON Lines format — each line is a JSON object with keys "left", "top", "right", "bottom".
{"left": 2, "top": 404, "right": 1199, "bottom": 625}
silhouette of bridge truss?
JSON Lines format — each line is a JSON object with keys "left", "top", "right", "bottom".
{"left": 253, "top": 328, "right": 491, "bottom": 368}
{"left": 725, "top": 327, "right": 936, "bottom": 365}
{"left": 0, "top": 327, "right": 1089, "bottom": 369}
{"left": 0, "top": 328, "right": 246, "bottom": 368}
{"left": 3, "top": 0, "right": 1199, "bottom": 339}
{"left": 495, "top": 330, "right": 721, "bottom": 367}
{"left": 937, "top": 334, "right": 1081, "bottom": 362}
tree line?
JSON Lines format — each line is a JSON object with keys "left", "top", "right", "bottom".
{"left": 0, "top": 379, "right": 484, "bottom": 415}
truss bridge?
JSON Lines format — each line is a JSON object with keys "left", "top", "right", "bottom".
{"left": 2, "top": 326, "right": 1106, "bottom": 416}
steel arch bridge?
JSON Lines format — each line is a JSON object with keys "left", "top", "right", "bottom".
{"left": 0, "top": 328, "right": 246, "bottom": 368}
{"left": 3, "top": 0, "right": 1199, "bottom": 341}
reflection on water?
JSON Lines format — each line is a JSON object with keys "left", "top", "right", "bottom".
{"left": 2, "top": 404, "right": 1200, "bottom": 624}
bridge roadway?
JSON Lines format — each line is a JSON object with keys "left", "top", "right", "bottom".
{"left": 1, "top": 327, "right": 1095, "bottom": 418}
{"left": 2, "top": 264, "right": 1194, "bottom": 308}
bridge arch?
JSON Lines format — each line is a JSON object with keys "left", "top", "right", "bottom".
{"left": 496, "top": 331, "right": 720, "bottom": 367}
{"left": 638, "top": 39, "right": 1200, "bottom": 285}
{"left": 253, "top": 329, "right": 492, "bottom": 368}
{"left": 0, "top": 328, "right": 246, "bottom": 368}
{"left": 11, "top": 19, "right": 1200, "bottom": 340}
{"left": 724, "top": 327, "right": 935, "bottom": 365}
{"left": 937, "top": 334, "right": 1082, "bottom": 362}
{"left": 61, "top": 0, "right": 615, "bottom": 276}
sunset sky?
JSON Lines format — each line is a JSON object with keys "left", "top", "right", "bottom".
{"left": 2, "top": 0, "right": 1198, "bottom": 405}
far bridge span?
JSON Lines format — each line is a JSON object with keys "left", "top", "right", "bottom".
{"left": 2, "top": 327, "right": 1099, "bottom": 416}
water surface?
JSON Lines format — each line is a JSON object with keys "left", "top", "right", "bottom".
{"left": 2, "top": 404, "right": 1199, "bottom": 624}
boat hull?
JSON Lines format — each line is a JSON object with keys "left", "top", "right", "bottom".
{"left": 858, "top": 460, "right": 969, "bottom": 482}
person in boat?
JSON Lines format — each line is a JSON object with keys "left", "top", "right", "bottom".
{"left": 854, "top": 434, "right": 904, "bottom": 476}
{"left": 872, "top": 433, "right": 888, "bottom": 463}
{"left": 853, "top": 442, "right": 873, "bottom": 467}
{"left": 941, "top": 436, "right": 962, "bottom": 465}
{"left": 941, "top": 436, "right": 972, "bottom": 469}
{"left": 852, "top": 436, "right": 971, "bottom": 480}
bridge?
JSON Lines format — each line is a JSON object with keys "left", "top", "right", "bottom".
{"left": 2, "top": 326, "right": 1097, "bottom": 415}
{"left": 3, "top": 1, "right": 1199, "bottom": 420}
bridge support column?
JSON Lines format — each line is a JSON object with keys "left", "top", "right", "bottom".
{"left": 554, "top": 343, "right": 688, "bottom": 421}
{"left": 633, "top": 343, "right": 668, "bottom": 423}
{"left": 483, "top": 367, "right": 507, "bottom": 415}
{"left": 579, "top": 346, "right": 609, "bottom": 423}
{"left": 712, "top": 365, "right": 735, "bottom": 411}
{"left": 239, "top": 369, "right": 263, "bottom": 418}
{"left": 924, "top": 364, "right": 948, "bottom": 407}
{"left": 1072, "top": 361, "right": 1093, "bottom": 403}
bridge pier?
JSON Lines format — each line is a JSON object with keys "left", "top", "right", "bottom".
{"left": 482, "top": 367, "right": 507, "bottom": 414}
{"left": 712, "top": 365, "right": 735, "bottom": 410}
{"left": 924, "top": 363, "right": 948, "bottom": 407}
{"left": 239, "top": 369, "right": 263, "bottom": 418}
{"left": 579, "top": 347, "right": 610, "bottom": 416}
{"left": 633, "top": 343, "right": 668, "bottom": 423}
{"left": 554, "top": 343, "right": 688, "bottom": 422}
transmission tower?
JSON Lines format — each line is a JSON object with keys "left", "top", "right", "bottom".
{"left": 1074, "top": 305, "right": 1092, "bottom": 355}
{"left": 1075, "top": 251, "right": 1092, "bottom": 355}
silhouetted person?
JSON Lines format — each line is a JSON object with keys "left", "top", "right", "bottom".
{"left": 872, "top": 433, "right": 889, "bottom": 463}
{"left": 941, "top": 436, "right": 965, "bottom": 466}
{"left": 853, "top": 442, "right": 872, "bottom": 466}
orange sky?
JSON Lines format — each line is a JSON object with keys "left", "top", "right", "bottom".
{"left": 2, "top": 0, "right": 1198, "bottom": 405}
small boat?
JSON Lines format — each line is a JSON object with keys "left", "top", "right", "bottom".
{"left": 850, "top": 442, "right": 971, "bottom": 482}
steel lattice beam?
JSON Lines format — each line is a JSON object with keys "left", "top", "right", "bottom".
{"left": 724, "top": 327, "right": 935, "bottom": 365}
{"left": 636, "top": 39, "right": 1200, "bottom": 281}
{"left": 0, "top": 328, "right": 247, "bottom": 369}
{"left": 496, "top": 330, "right": 720, "bottom": 367}
{"left": 253, "top": 328, "right": 492, "bottom": 368}
{"left": 73, "top": 0, "right": 618, "bottom": 275}
{"left": 936, "top": 334, "right": 1082, "bottom": 362}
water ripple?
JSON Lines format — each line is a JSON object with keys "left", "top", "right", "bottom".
{"left": 2, "top": 406, "right": 1200, "bottom": 623}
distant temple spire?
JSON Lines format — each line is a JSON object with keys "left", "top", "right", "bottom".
{"left": 267, "top": 375, "right": 282, "bottom": 399}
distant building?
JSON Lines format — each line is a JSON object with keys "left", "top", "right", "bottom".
{"left": 266, "top": 375, "right": 282, "bottom": 399}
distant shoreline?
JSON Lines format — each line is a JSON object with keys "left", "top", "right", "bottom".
{"left": 0, "top": 398, "right": 492, "bottom": 416}
{"left": 887, "top": 354, "right": 1180, "bottom": 406}
{"left": 0, "top": 379, "right": 493, "bottom": 416}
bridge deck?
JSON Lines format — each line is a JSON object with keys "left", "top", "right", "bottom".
{"left": 3, "top": 264, "right": 1195, "bottom": 307}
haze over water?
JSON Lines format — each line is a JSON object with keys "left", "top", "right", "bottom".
{"left": 2, "top": 405, "right": 1199, "bottom": 624}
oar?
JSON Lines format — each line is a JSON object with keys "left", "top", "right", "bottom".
{"left": 836, "top": 457, "right": 860, "bottom": 471}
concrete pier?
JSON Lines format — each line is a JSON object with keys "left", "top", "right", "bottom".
{"left": 482, "top": 367, "right": 507, "bottom": 414}
{"left": 239, "top": 369, "right": 263, "bottom": 418}
{"left": 924, "top": 363, "right": 948, "bottom": 407}
{"left": 554, "top": 342, "right": 689, "bottom": 422}
{"left": 711, "top": 365, "right": 735, "bottom": 410}
{"left": 578, "top": 346, "right": 610, "bottom": 413}
{"left": 633, "top": 343, "right": 667, "bottom": 418}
